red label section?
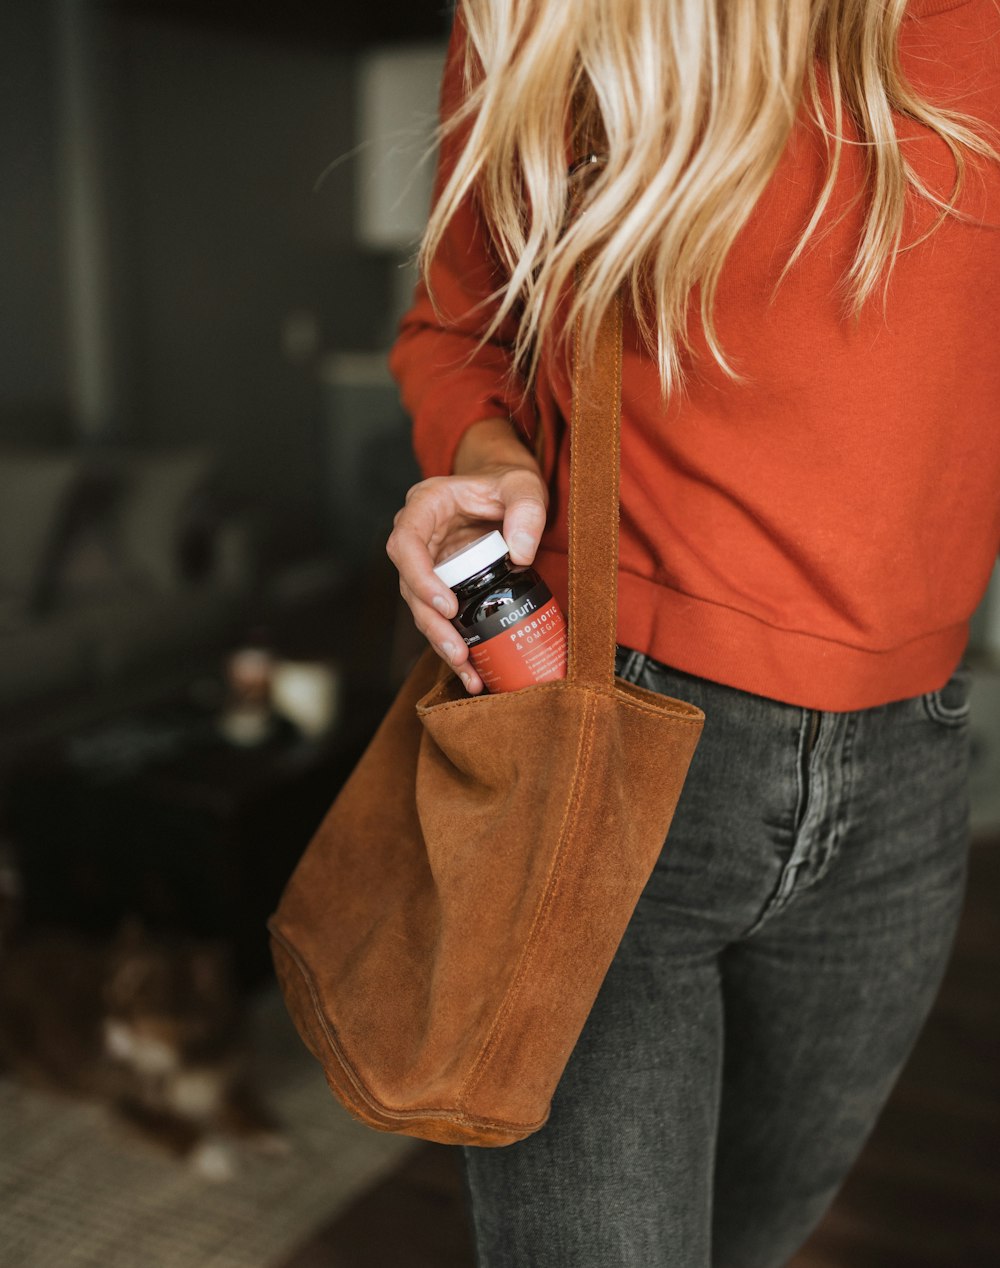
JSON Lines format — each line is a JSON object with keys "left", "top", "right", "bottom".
{"left": 468, "top": 599, "right": 567, "bottom": 693}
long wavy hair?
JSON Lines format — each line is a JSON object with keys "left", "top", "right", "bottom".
{"left": 420, "top": 0, "right": 1000, "bottom": 397}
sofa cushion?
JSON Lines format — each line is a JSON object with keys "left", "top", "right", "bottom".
{"left": 80, "top": 584, "right": 242, "bottom": 681}
{"left": 114, "top": 449, "right": 215, "bottom": 592}
{"left": 0, "top": 452, "right": 79, "bottom": 607}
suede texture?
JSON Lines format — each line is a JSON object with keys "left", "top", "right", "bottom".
{"left": 267, "top": 295, "right": 705, "bottom": 1146}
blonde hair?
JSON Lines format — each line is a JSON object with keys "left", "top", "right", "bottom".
{"left": 421, "top": 0, "right": 1000, "bottom": 397}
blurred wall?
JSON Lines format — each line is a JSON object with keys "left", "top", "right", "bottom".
{"left": 106, "top": 15, "right": 391, "bottom": 555}
{"left": 0, "top": 0, "right": 409, "bottom": 556}
{"left": 0, "top": 3, "right": 69, "bottom": 437}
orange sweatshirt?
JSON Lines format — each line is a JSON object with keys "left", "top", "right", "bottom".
{"left": 389, "top": 0, "right": 1000, "bottom": 711}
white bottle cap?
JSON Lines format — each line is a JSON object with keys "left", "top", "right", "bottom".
{"left": 433, "top": 530, "right": 510, "bottom": 590}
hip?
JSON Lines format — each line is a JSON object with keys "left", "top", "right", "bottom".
{"left": 613, "top": 643, "right": 972, "bottom": 941}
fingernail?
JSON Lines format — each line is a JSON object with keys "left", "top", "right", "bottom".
{"left": 460, "top": 672, "right": 472, "bottom": 690}
{"left": 432, "top": 594, "right": 450, "bottom": 614}
{"left": 510, "top": 532, "right": 535, "bottom": 559}
{"left": 441, "top": 641, "right": 458, "bottom": 662}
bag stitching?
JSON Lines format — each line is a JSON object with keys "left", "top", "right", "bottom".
{"left": 569, "top": 302, "right": 583, "bottom": 682}
{"left": 457, "top": 694, "right": 599, "bottom": 1110}
{"left": 266, "top": 923, "right": 548, "bottom": 1136}
{"left": 607, "top": 296, "right": 623, "bottom": 686}
{"left": 417, "top": 680, "right": 704, "bottom": 725}
{"left": 566, "top": 287, "right": 622, "bottom": 690}
{"left": 268, "top": 685, "right": 700, "bottom": 1134}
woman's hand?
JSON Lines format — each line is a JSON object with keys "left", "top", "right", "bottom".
{"left": 386, "top": 418, "right": 548, "bottom": 694}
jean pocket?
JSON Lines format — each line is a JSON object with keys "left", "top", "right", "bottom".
{"left": 921, "top": 660, "right": 973, "bottom": 728}
{"left": 614, "top": 644, "right": 647, "bottom": 685}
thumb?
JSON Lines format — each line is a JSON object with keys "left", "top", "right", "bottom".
{"left": 500, "top": 472, "right": 548, "bottom": 566}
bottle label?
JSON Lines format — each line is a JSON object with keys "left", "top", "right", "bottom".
{"left": 464, "top": 579, "right": 567, "bottom": 692}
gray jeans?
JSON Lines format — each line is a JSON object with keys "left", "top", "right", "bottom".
{"left": 461, "top": 646, "right": 972, "bottom": 1267}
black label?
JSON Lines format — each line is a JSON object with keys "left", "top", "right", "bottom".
{"left": 461, "top": 579, "right": 557, "bottom": 646}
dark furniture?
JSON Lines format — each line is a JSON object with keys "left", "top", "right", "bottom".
{"left": 6, "top": 671, "right": 386, "bottom": 989}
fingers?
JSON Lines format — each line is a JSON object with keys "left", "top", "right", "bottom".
{"left": 398, "top": 576, "right": 484, "bottom": 694}
{"left": 388, "top": 484, "right": 482, "bottom": 691}
{"left": 386, "top": 466, "right": 549, "bottom": 696}
{"left": 501, "top": 486, "right": 548, "bottom": 565}
{"left": 386, "top": 480, "right": 459, "bottom": 616}
{"left": 388, "top": 469, "right": 545, "bottom": 612}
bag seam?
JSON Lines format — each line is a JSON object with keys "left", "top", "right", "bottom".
{"left": 417, "top": 679, "right": 703, "bottom": 725}
{"left": 457, "top": 693, "right": 599, "bottom": 1110}
{"left": 266, "top": 922, "right": 548, "bottom": 1135}
{"left": 606, "top": 297, "right": 622, "bottom": 684}
{"left": 565, "top": 288, "right": 623, "bottom": 690}
{"left": 569, "top": 301, "right": 583, "bottom": 681}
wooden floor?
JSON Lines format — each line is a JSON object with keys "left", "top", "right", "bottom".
{"left": 278, "top": 838, "right": 1000, "bottom": 1268}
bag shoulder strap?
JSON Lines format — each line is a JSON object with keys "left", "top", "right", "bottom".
{"left": 567, "top": 289, "right": 623, "bottom": 691}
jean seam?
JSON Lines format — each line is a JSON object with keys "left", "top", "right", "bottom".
{"left": 791, "top": 709, "right": 812, "bottom": 836}
{"left": 742, "top": 708, "right": 861, "bottom": 936}
{"left": 801, "top": 710, "right": 858, "bottom": 893}
{"left": 741, "top": 710, "right": 815, "bottom": 938}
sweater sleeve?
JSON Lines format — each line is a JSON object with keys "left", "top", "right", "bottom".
{"left": 387, "top": 15, "right": 539, "bottom": 480}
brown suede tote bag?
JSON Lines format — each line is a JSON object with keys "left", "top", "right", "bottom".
{"left": 266, "top": 295, "right": 705, "bottom": 1146}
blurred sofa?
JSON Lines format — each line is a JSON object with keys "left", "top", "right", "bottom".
{"left": 0, "top": 445, "right": 255, "bottom": 738}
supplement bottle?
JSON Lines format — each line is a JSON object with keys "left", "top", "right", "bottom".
{"left": 433, "top": 530, "right": 567, "bottom": 694}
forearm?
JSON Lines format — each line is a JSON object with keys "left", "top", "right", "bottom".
{"left": 391, "top": 19, "right": 545, "bottom": 486}
{"left": 452, "top": 417, "right": 542, "bottom": 477}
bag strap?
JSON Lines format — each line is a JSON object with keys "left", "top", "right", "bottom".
{"left": 567, "top": 287, "right": 623, "bottom": 690}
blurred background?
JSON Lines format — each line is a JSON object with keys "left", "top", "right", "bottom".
{"left": 0, "top": 1, "right": 996, "bottom": 1265}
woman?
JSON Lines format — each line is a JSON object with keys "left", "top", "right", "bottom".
{"left": 386, "top": 1, "right": 1000, "bottom": 1264}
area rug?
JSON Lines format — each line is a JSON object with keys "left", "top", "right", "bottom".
{"left": 0, "top": 983, "right": 415, "bottom": 1268}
